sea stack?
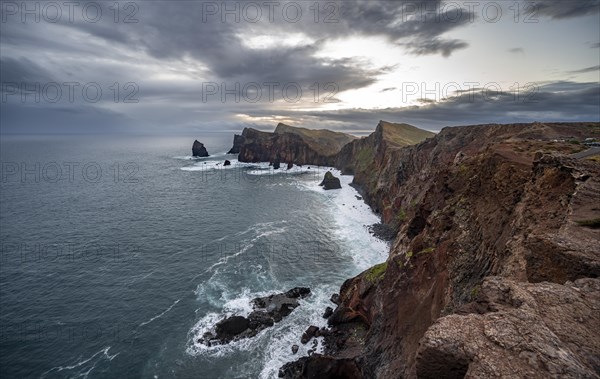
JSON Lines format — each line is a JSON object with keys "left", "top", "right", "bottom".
{"left": 320, "top": 171, "right": 342, "bottom": 190}
{"left": 192, "top": 140, "right": 209, "bottom": 157}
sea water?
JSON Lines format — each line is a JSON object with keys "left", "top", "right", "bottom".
{"left": 0, "top": 134, "right": 387, "bottom": 378}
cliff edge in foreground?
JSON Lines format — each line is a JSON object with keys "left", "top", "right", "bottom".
{"left": 280, "top": 122, "right": 600, "bottom": 379}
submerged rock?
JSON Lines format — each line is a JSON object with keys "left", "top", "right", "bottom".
{"left": 291, "top": 344, "right": 299, "bottom": 354}
{"left": 192, "top": 140, "right": 209, "bottom": 157}
{"left": 320, "top": 171, "right": 342, "bottom": 190}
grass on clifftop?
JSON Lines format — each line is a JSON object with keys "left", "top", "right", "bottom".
{"left": 379, "top": 121, "right": 435, "bottom": 147}
{"left": 274, "top": 123, "right": 357, "bottom": 155}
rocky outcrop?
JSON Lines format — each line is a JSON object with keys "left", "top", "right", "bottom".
{"left": 232, "top": 123, "right": 357, "bottom": 166}
{"left": 199, "top": 287, "right": 310, "bottom": 345}
{"left": 279, "top": 355, "right": 362, "bottom": 379}
{"left": 192, "top": 140, "right": 209, "bottom": 157}
{"left": 320, "top": 171, "right": 342, "bottom": 190}
{"left": 283, "top": 122, "right": 600, "bottom": 378}
{"left": 416, "top": 277, "right": 600, "bottom": 379}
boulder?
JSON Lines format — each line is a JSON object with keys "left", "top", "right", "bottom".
{"left": 323, "top": 307, "right": 334, "bottom": 319}
{"left": 320, "top": 171, "right": 341, "bottom": 190}
{"left": 301, "top": 325, "right": 320, "bottom": 344}
{"left": 287, "top": 162, "right": 294, "bottom": 170}
{"left": 192, "top": 140, "right": 209, "bottom": 157}
{"left": 273, "top": 160, "right": 281, "bottom": 170}
{"left": 291, "top": 344, "right": 299, "bottom": 354}
{"left": 330, "top": 294, "right": 341, "bottom": 305}
{"left": 224, "top": 160, "right": 231, "bottom": 166}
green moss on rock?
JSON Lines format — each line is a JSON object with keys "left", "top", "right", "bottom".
{"left": 365, "top": 262, "right": 388, "bottom": 283}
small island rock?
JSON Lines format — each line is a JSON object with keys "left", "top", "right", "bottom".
{"left": 192, "top": 140, "right": 209, "bottom": 157}
{"left": 320, "top": 171, "right": 342, "bottom": 190}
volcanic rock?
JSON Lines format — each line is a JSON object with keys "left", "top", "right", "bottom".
{"left": 192, "top": 140, "right": 209, "bottom": 157}
{"left": 320, "top": 171, "right": 341, "bottom": 190}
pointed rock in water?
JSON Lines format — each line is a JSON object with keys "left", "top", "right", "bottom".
{"left": 292, "top": 344, "right": 299, "bottom": 354}
{"left": 224, "top": 160, "right": 231, "bottom": 166}
{"left": 192, "top": 140, "right": 209, "bottom": 157}
{"left": 320, "top": 171, "right": 342, "bottom": 190}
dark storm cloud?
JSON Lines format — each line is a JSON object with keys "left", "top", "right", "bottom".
{"left": 401, "top": 38, "right": 468, "bottom": 57}
{"left": 0, "top": 56, "right": 54, "bottom": 84}
{"left": 1, "top": 1, "right": 597, "bottom": 134}
{"left": 527, "top": 0, "right": 600, "bottom": 19}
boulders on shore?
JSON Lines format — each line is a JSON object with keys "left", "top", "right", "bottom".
{"left": 320, "top": 171, "right": 342, "bottom": 190}
{"left": 198, "top": 287, "right": 311, "bottom": 346}
{"left": 192, "top": 140, "right": 209, "bottom": 157}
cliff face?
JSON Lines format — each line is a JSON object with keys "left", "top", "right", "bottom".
{"left": 335, "top": 121, "right": 435, "bottom": 218}
{"left": 227, "top": 134, "right": 244, "bottom": 154}
{"left": 235, "top": 123, "right": 357, "bottom": 166}
{"left": 281, "top": 122, "right": 600, "bottom": 378}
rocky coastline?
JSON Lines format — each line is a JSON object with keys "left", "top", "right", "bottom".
{"left": 223, "top": 121, "right": 600, "bottom": 378}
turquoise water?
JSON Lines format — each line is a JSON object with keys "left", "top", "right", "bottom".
{"left": 0, "top": 134, "right": 387, "bottom": 378}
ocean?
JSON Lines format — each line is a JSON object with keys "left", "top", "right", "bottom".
{"left": 0, "top": 134, "right": 387, "bottom": 378}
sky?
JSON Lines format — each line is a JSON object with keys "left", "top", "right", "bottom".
{"left": 1, "top": 0, "right": 599, "bottom": 134}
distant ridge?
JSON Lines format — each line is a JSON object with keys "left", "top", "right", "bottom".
{"left": 229, "top": 121, "right": 433, "bottom": 167}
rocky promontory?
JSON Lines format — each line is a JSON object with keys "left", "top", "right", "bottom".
{"left": 281, "top": 122, "right": 600, "bottom": 378}
{"left": 231, "top": 123, "right": 357, "bottom": 166}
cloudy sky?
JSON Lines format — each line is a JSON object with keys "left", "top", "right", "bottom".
{"left": 1, "top": 0, "right": 599, "bottom": 134}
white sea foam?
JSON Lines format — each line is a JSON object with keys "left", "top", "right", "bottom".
{"left": 40, "top": 346, "right": 119, "bottom": 379}
{"left": 138, "top": 298, "right": 182, "bottom": 328}
{"left": 296, "top": 168, "right": 389, "bottom": 269}
{"left": 180, "top": 159, "right": 264, "bottom": 172}
{"left": 185, "top": 165, "right": 389, "bottom": 377}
